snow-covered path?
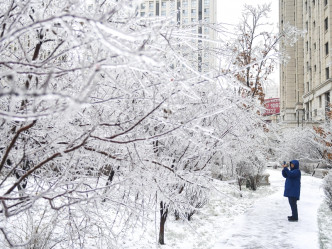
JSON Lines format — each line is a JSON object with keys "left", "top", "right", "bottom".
{"left": 213, "top": 169, "right": 324, "bottom": 249}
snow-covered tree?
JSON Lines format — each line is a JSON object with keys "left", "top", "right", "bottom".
{"left": 0, "top": 0, "right": 287, "bottom": 247}
{"left": 217, "top": 100, "right": 271, "bottom": 191}
{"left": 223, "top": 4, "right": 303, "bottom": 105}
{"left": 224, "top": 4, "right": 280, "bottom": 104}
{"left": 0, "top": 0, "right": 219, "bottom": 246}
{"left": 275, "top": 128, "right": 319, "bottom": 162}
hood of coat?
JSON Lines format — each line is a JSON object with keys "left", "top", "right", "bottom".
{"left": 290, "top": 160, "right": 299, "bottom": 170}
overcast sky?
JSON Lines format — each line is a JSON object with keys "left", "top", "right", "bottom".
{"left": 217, "top": 1, "right": 280, "bottom": 98}
{"left": 217, "top": 0, "right": 279, "bottom": 25}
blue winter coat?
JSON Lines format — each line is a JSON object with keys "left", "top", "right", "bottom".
{"left": 282, "top": 160, "right": 301, "bottom": 200}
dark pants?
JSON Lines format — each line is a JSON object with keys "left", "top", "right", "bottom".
{"left": 288, "top": 197, "right": 298, "bottom": 219}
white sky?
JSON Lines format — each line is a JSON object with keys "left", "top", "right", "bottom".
{"left": 217, "top": 0, "right": 279, "bottom": 25}
{"left": 217, "top": 1, "right": 280, "bottom": 98}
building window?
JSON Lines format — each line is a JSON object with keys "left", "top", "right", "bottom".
{"left": 313, "top": 0, "right": 315, "bottom": 6}
{"left": 325, "top": 92, "right": 331, "bottom": 119}
{"left": 306, "top": 41, "right": 309, "bottom": 52}
{"left": 325, "top": 0, "right": 328, "bottom": 6}
{"left": 325, "top": 42, "right": 329, "bottom": 55}
{"left": 204, "top": 8, "right": 209, "bottom": 14}
{"left": 191, "top": 9, "right": 196, "bottom": 14}
{"left": 306, "top": 101, "right": 312, "bottom": 120}
{"left": 182, "top": 9, "right": 188, "bottom": 16}
{"left": 326, "top": 67, "right": 330, "bottom": 79}
{"left": 307, "top": 82, "right": 310, "bottom": 92}
{"left": 161, "top": 10, "right": 166, "bottom": 16}
{"left": 149, "top": 1, "right": 154, "bottom": 8}
{"left": 141, "top": 3, "right": 146, "bottom": 9}
{"left": 325, "top": 17, "right": 328, "bottom": 31}
{"left": 314, "top": 42, "right": 317, "bottom": 50}
{"left": 161, "top": 1, "right": 166, "bottom": 7}
{"left": 141, "top": 12, "right": 145, "bottom": 17}
{"left": 306, "top": 21, "right": 308, "bottom": 31}
{"left": 305, "top": 1, "right": 308, "bottom": 11}
{"left": 313, "top": 21, "right": 316, "bottom": 28}
{"left": 204, "top": 0, "right": 209, "bottom": 5}
{"left": 319, "top": 95, "right": 322, "bottom": 108}
{"left": 306, "top": 103, "right": 310, "bottom": 120}
{"left": 314, "top": 65, "right": 317, "bottom": 72}
{"left": 192, "top": 0, "right": 197, "bottom": 7}
{"left": 307, "top": 61, "right": 310, "bottom": 72}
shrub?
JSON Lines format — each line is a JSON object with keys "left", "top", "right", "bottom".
{"left": 324, "top": 171, "right": 332, "bottom": 210}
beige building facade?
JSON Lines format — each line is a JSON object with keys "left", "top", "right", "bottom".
{"left": 280, "top": 0, "right": 332, "bottom": 127}
{"left": 139, "top": 0, "right": 217, "bottom": 72}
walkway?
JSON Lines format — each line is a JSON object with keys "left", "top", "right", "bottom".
{"left": 213, "top": 169, "right": 324, "bottom": 249}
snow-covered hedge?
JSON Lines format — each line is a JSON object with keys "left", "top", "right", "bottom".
{"left": 324, "top": 172, "right": 332, "bottom": 210}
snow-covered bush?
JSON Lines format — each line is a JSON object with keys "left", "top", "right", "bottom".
{"left": 233, "top": 155, "right": 266, "bottom": 191}
{"left": 275, "top": 127, "right": 323, "bottom": 166}
{"left": 0, "top": 205, "right": 62, "bottom": 249}
{"left": 324, "top": 172, "right": 332, "bottom": 210}
{"left": 216, "top": 106, "right": 271, "bottom": 191}
{"left": 275, "top": 123, "right": 332, "bottom": 174}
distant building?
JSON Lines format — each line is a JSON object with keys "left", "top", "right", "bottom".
{"left": 263, "top": 98, "right": 280, "bottom": 116}
{"left": 139, "top": 0, "right": 217, "bottom": 72}
{"left": 263, "top": 98, "right": 280, "bottom": 124}
{"left": 280, "top": 0, "right": 332, "bottom": 127}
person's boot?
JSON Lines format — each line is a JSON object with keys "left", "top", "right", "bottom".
{"left": 287, "top": 216, "right": 292, "bottom": 220}
{"left": 288, "top": 217, "right": 298, "bottom": 222}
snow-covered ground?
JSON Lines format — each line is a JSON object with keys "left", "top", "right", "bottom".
{"left": 1, "top": 169, "right": 331, "bottom": 248}
{"left": 318, "top": 201, "right": 332, "bottom": 249}
{"left": 212, "top": 169, "right": 324, "bottom": 249}
{"left": 125, "top": 168, "right": 331, "bottom": 249}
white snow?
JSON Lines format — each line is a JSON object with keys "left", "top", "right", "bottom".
{"left": 212, "top": 169, "right": 324, "bottom": 249}
{"left": 122, "top": 168, "right": 329, "bottom": 249}
{"left": 318, "top": 201, "right": 332, "bottom": 249}
{"left": 127, "top": 168, "right": 329, "bottom": 249}
{"left": 2, "top": 169, "right": 329, "bottom": 249}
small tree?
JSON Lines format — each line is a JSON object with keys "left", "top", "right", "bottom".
{"left": 226, "top": 4, "right": 303, "bottom": 105}
{"left": 229, "top": 4, "right": 280, "bottom": 104}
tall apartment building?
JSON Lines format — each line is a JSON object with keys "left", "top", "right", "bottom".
{"left": 279, "top": 0, "right": 304, "bottom": 126}
{"left": 139, "top": 0, "right": 217, "bottom": 72}
{"left": 280, "top": 0, "right": 332, "bottom": 126}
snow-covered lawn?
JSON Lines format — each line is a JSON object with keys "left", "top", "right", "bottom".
{"left": 1, "top": 169, "right": 331, "bottom": 249}
{"left": 318, "top": 202, "right": 332, "bottom": 249}
{"left": 124, "top": 169, "right": 331, "bottom": 249}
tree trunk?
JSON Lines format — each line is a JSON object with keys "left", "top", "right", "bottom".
{"left": 237, "top": 177, "right": 242, "bottom": 191}
{"left": 102, "top": 168, "right": 115, "bottom": 202}
{"left": 159, "top": 201, "right": 168, "bottom": 245}
{"left": 249, "top": 176, "right": 257, "bottom": 191}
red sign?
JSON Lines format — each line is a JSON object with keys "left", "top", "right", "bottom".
{"left": 263, "top": 98, "right": 280, "bottom": 116}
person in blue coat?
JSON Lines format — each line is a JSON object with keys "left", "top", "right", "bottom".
{"left": 282, "top": 160, "right": 301, "bottom": 222}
